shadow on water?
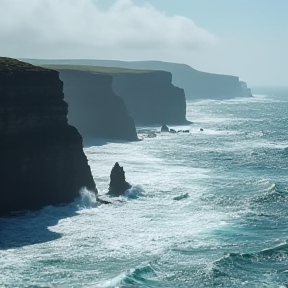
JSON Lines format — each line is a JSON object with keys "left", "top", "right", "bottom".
{"left": 84, "top": 137, "right": 108, "bottom": 147}
{"left": 0, "top": 202, "right": 79, "bottom": 250}
{"left": 83, "top": 137, "right": 140, "bottom": 148}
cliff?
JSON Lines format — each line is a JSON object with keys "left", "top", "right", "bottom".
{"left": 93, "top": 60, "right": 253, "bottom": 100}
{"left": 42, "top": 65, "right": 188, "bottom": 126}
{"left": 111, "top": 70, "right": 188, "bottom": 125}
{"left": 56, "top": 69, "right": 138, "bottom": 141}
{"left": 0, "top": 58, "right": 96, "bottom": 217}
{"left": 25, "top": 59, "right": 252, "bottom": 100}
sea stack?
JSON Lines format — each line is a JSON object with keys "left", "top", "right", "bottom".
{"left": 108, "top": 162, "right": 131, "bottom": 196}
{"left": 0, "top": 58, "right": 96, "bottom": 216}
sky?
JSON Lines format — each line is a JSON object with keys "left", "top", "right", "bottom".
{"left": 0, "top": 0, "right": 287, "bottom": 86}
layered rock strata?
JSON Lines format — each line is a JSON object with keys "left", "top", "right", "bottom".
{"left": 58, "top": 69, "right": 138, "bottom": 141}
{"left": 0, "top": 58, "right": 96, "bottom": 216}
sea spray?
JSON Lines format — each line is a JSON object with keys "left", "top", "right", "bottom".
{"left": 77, "top": 188, "right": 98, "bottom": 209}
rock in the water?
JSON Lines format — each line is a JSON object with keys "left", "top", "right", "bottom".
{"left": 169, "top": 128, "right": 177, "bottom": 133}
{"left": 161, "top": 125, "right": 170, "bottom": 132}
{"left": 200, "top": 128, "right": 204, "bottom": 131}
{"left": 108, "top": 162, "right": 131, "bottom": 196}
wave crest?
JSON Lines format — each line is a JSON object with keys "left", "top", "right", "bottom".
{"left": 94, "top": 264, "right": 158, "bottom": 288}
{"left": 123, "top": 185, "right": 145, "bottom": 199}
{"left": 77, "top": 188, "right": 98, "bottom": 209}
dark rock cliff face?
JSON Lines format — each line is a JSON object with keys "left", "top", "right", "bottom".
{"left": 58, "top": 69, "right": 138, "bottom": 141}
{"left": 0, "top": 58, "right": 96, "bottom": 217}
{"left": 111, "top": 71, "right": 189, "bottom": 125}
{"left": 22, "top": 61, "right": 189, "bottom": 126}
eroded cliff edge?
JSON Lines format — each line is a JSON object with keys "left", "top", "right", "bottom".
{"left": 0, "top": 58, "right": 96, "bottom": 217}
{"left": 57, "top": 69, "right": 138, "bottom": 141}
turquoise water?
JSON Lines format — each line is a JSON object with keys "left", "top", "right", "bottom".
{"left": 0, "top": 89, "right": 287, "bottom": 287}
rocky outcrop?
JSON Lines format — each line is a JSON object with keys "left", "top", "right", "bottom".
{"left": 160, "top": 125, "right": 189, "bottom": 133}
{"left": 161, "top": 124, "right": 170, "bottom": 132}
{"left": 111, "top": 71, "right": 189, "bottom": 125}
{"left": 108, "top": 162, "right": 131, "bottom": 196}
{"left": 26, "top": 59, "right": 252, "bottom": 101}
{"left": 0, "top": 58, "right": 96, "bottom": 217}
{"left": 56, "top": 69, "right": 138, "bottom": 141}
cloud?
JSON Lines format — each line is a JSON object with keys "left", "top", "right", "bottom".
{"left": 0, "top": 0, "right": 216, "bottom": 59}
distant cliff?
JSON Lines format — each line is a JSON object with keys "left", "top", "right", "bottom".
{"left": 25, "top": 59, "right": 252, "bottom": 100}
{"left": 93, "top": 60, "right": 253, "bottom": 100}
{"left": 57, "top": 69, "right": 138, "bottom": 141}
{"left": 0, "top": 58, "right": 96, "bottom": 216}
{"left": 42, "top": 65, "right": 188, "bottom": 126}
{"left": 111, "top": 70, "right": 188, "bottom": 125}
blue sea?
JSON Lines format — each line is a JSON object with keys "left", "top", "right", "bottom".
{"left": 1, "top": 87, "right": 287, "bottom": 287}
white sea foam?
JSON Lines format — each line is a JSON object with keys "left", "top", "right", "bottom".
{"left": 123, "top": 185, "right": 145, "bottom": 199}
{"left": 77, "top": 188, "right": 98, "bottom": 209}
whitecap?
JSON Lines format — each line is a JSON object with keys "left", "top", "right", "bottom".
{"left": 123, "top": 185, "right": 145, "bottom": 199}
{"left": 76, "top": 188, "right": 98, "bottom": 209}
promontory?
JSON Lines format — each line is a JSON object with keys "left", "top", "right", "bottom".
{"left": 0, "top": 58, "right": 96, "bottom": 216}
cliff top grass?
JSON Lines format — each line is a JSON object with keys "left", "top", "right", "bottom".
{"left": 0, "top": 57, "right": 52, "bottom": 74}
{"left": 41, "top": 64, "right": 156, "bottom": 75}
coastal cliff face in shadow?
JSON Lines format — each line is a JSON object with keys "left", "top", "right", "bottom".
{"left": 58, "top": 69, "right": 138, "bottom": 142}
{"left": 0, "top": 58, "right": 96, "bottom": 217}
{"left": 111, "top": 70, "right": 188, "bottom": 125}
{"left": 25, "top": 59, "right": 252, "bottom": 100}
{"left": 40, "top": 64, "right": 188, "bottom": 127}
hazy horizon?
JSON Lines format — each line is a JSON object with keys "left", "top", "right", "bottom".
{"left": 1, "top": 0, "right": 287, "bottom": 86}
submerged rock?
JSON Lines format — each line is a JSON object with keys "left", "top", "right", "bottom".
{"left": 108, "top": 162, "right": 131, "bottom": 197}
{"left": 173, "top": 193, "right": 189, "bottom": 201}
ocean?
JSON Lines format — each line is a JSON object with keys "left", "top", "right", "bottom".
{"left": 1, "top": 88, "right": 287, "bottom": 287}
